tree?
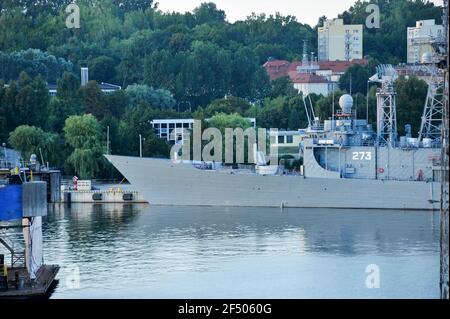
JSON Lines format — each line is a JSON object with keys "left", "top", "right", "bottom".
{"left": 288, "top": 107, "right": 301, "bottom": 130}
{"left": 193, "top": 2, "right": 226, "bottom": 25}
{"left": 269, "top": 76, "right": 297, "bottom": 98}
{"left": 338, "top": 64, "right": 370, "bottom": 95}
{"left": 47, "top": 72, "right": 82, "bottom": 133}
{"left": 8, "top": 125, "right": 61, "bottom": 165}
{"left": 204, "top": 96, "right": 251, "bottom": 117}
{"left": 0, "top": 80, "right": 6, "bottom": 141}
{"left": 258, "top": 96, "right": 291, "bottom": 129}
{"left": 31, "top": 75, "right": 49, "bottom": 128}
{"left": 3, "top": 81, "right": 19, "bottom": 133}
{"left": 395, "top": 76, "right": 428, "bottom": 136}
{"left": 315, "top": 90, "right": 345, "bottom": 121}
{"left": 88, "top": 56, "right": 117, "bottom": 84}
{"left": 80, "top": 81, "right": 108, "bottom": 120}
{"left": 0, "top": 49, "right": 72, "bottom": 83}
{"left": 14, "top": 72, "right": 34, "bottom": 127}
{"left": 142, "top": 131, "right": 171, "bottom": 158}
{"left": 125, "top": 84, "right": 176, "bottom": 109}
{"left": 63, "top": 114, "right": 103, "bottom": 179}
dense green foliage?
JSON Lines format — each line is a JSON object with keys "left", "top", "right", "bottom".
{"left": 9, "top": 125, "right": 61, "bottom": 164}
{"left": 0, "top": 0, "right": 441, "bottom": 177}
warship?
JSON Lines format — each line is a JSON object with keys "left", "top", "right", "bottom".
{"left": 106, "top": 64, "right": 443, "bottom": 210}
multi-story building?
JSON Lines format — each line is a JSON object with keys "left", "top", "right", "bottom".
{"left": 407, "top": 19, "right": 444, "bottom": 64}
{"left": 318, "top": 19, "right": 363, "bottom": 61}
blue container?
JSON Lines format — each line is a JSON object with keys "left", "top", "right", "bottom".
{"left": 0, "top": 185, "right": 23, "bottom": 221}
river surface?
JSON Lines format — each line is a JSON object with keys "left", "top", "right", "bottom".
{"left": 1, "top": 204, "right": 441, "bottom": 298}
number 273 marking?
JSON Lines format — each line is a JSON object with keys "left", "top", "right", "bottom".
{"left": 353, "top": 152, "right": 372, "bottom": 160}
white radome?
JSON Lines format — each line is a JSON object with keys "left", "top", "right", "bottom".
{"left": 339, "top": 94, "right": 353, "bottom": 113}
{"left": 421, "top": 52, "right": 433, "bottom": 64}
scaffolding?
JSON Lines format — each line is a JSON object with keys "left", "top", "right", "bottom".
{"left": 418, "top": 66, "right": 444, "bottom": 143}
{"left": 372, "top": 65, "right": 398, "bottom": 147}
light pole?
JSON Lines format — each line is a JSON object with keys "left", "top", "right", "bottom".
{"left": 106, "top": 126, "right": 110, "bottom": 155}
{"left": 139, "top": 134, "right": 143, "bottom": 158}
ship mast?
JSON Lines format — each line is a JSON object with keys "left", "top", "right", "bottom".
{"left": 370, "top": 65, "right": 399, "bottom": 147}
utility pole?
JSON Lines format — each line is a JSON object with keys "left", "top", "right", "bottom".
{"left": 106, "top": 126, "right": 110, "bottom": 155}
{"left": 139, "top": 134, "right": 143, "bottom": 158}
{"left": 332, "top": 82, "right": 335, "bottom": 123}
{"left": 366, "top": 81, "right": 370, "bottom": 123}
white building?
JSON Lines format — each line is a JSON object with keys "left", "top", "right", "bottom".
{"left": 318, "top": 19, "right": 363, "bottom": 61}
{"left": 407, "top": 19, "right": 444, "bottom": 64}
{"left": 289, "top": 72, "right": 333, "bottom": 96}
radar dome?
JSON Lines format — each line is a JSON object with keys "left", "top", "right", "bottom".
{"left": 339, "top": 94, "right": 353, "bottom": 114}
{"left": 421, "top": 52, "right": 432, "bottom": 64}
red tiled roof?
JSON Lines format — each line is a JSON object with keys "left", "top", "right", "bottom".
{"left": 263, "top": 60, "right": 290, "bottom": 67}
{"left": 263, "top": 59, "right": 369, "bottom": 81}
{"left": 287, "top": 61, "right": 302, "bottom": 72}
{"left": 263, "top": 60, "right": 291, "bottom": 81}
{"left": 290, "top": 73, "right": 329, "bottom": 84}
{"left": 317, "top": 59, "right": 368, "bottom": 73}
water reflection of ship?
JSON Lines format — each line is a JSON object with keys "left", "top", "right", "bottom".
{"left": 46, "top": 205, "right": 439, "bottom": 257}
{"left": 45, "top": 203, "right": 141, "bottom": 245}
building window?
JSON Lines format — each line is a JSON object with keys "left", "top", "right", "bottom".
{"left": 286, "top": 136, "right": 293, "bottom": 144}
{"left": 278, "top": 136, "right": 285, "bottom": 144}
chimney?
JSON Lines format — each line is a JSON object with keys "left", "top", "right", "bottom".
{"left": 81, "top": 67, "right": 89, "bottom": 86}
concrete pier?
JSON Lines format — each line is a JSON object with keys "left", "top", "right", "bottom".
{"left": 60, "top": 184, "right": 147, "bottom": 204}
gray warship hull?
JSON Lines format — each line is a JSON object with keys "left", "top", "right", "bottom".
{"left": 106, "top": 155, "right": 440, "bottom": 210}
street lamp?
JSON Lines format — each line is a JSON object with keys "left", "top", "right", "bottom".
{"left": 139, "top": 134, "right": 142, "bottom": 158}
{"left": 139, "top": 135, "right": 147, "bottom": 158}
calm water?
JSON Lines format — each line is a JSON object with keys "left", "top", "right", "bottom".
{"left": 2, "top": 204, "right": 441, "bottom": 298}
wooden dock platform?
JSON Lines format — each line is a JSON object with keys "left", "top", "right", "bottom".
{"left": 0, "top": 265, "right": 59, "bottom": 298}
